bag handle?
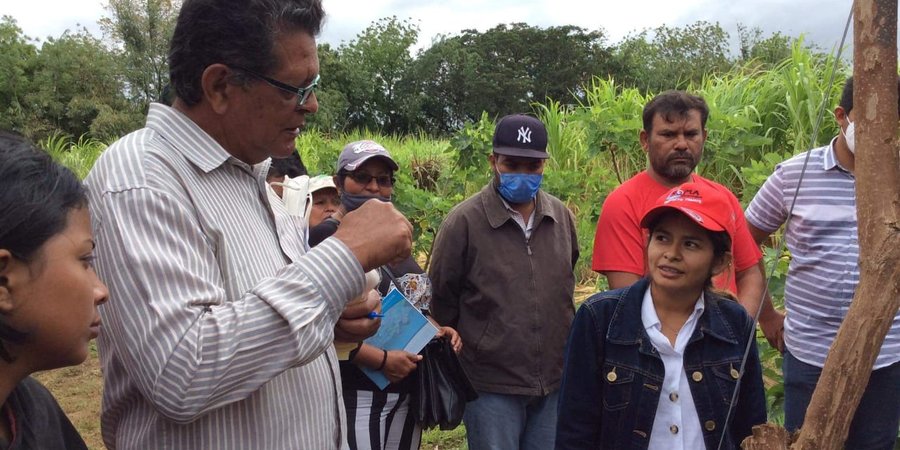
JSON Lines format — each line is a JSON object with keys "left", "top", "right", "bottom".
{"left": 380, "top": 265, "right": 403, "bottom": 292}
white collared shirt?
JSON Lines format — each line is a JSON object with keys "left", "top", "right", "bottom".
{"left": 641, "top": 287, "right": 705, "bottom": 450}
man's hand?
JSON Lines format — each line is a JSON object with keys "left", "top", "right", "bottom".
{"left": 758, "top": 306, "right": 786, "bottom": 353}
{"left": 333, "top": 200, "right": 413, "bottom": 271}
{"left": 382, "top": 350, "right": 422, "bottom": 383}
{"left": 436, "top": 326, "right": 463, "bottom": 354}
{"left": 334, "top": 290, "right": 382, "bottom": 343}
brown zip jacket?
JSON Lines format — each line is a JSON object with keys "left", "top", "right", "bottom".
{"left": 429, "top": 182, "right": 579, "bottom": 396}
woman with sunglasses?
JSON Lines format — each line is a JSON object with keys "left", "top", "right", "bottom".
{"left": 312, "top": 140, "right": 461, "bottom": 450}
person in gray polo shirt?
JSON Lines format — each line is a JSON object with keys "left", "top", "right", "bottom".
{"left": 745, "top": 76, "right": 900, "bottom": 449}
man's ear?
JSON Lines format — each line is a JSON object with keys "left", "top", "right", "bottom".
{"left": 488, "top": 153, "right": 498, "bottom": 171}
{"left": 201, "top": 64, "right": 237, "bottom": 115}
{"left": 834, "top": 106, "right": 849, "bottom": 126}
{"left": 711, "top": 251, "right": 733, "bottom": 278}
{"left": 639, "top": 130, "right": 650, "bottom": 152}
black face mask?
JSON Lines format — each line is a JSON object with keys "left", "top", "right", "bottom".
{"left": 340, "top": 192, "right": 391, "bottom": 213}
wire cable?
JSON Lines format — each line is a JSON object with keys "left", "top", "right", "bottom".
{"left": 716, "top": 6, "right": 855, "bottom": 449}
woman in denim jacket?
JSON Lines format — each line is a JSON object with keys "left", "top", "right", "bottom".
{"left": 556, "top": 182, "right": 766, "bottom": 449}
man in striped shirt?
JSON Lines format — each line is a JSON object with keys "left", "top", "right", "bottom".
{"left": 84, "top": 1, "right": 413, "bottom": 448}
{"left": 745, "top": 77, "right": 900, "bottom": 449}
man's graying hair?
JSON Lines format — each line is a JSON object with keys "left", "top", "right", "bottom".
{"left": 169, "top": 0, "right": 325, "bottom": 106}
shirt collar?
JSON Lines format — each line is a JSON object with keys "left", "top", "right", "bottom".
{"left": 482, "top": 182, "right": 558, "bottom": 229}
{"left": 641, "top": 286, "right": 705, "bottom": 332}
{"left": 145, "top": 103, "right": 238, "bottom": 174}
{"left": 824, "top": 137, "right": 852, "bottom": 174}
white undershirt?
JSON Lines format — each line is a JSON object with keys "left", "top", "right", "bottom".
{"left": 499, "top": 197, "right": 535, "bottom": 239}
{"left": 641, "top": 287, "right": 705, "bottom": 450}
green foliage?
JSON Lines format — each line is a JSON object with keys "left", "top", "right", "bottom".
{"left": 422, "top": 424, "right": 467, "bottom": 449}
{"left": 407, "top": 23, "right": 614, "bottom": 134}
{"left": 41, "top": 133, "right": 107, "bottom": 180}
{"left": 328, "top": 17, "right": 420, "bottom": 134}
{"left": 0, "top": 16, "right": 37, "bottom": 132}
{"left": 612, "top": 21, "right": 733, "bottom": 93}
{"left": 100, "top": 0, "right": 179, "bottom": 110}
{"left": 23, "top": 28, "right": 132, "bottom": 140}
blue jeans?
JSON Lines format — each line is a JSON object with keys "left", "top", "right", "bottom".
{"left": 463, "top": 391, "right": 558, "bottom": 450}
{"left": 783, "top": 351, "right": 900, "bottom": 450}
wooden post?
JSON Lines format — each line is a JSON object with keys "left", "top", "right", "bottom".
{"left": 790, "top": 0, "right": 900, "bottom": 448}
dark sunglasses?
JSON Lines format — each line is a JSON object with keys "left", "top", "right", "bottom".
{"left": 347, "top": 172, "right": 395, "bottom": 187}
{"left": 231, "top": 66, "right": 319, "bottom": 108}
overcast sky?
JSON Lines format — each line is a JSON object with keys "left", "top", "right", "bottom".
{"left": 5, "top": 0, "right": 856, "bottom": 55}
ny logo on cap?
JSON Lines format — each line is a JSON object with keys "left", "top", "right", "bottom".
{"left": 517, "top": 126, "right": 532, "bottom": 144}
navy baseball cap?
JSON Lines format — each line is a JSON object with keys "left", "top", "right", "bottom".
{"left": 492, "top": 114, "right": 549, "bottom": 159}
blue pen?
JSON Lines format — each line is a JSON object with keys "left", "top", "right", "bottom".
{"left": 367, "top": 312, "right": 385, "bottom": 319}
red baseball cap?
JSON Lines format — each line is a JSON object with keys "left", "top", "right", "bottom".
{"left": 640, "top": 182, "right": 736, "bottom": 239}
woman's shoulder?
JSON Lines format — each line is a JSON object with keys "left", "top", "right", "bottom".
{"left": 706, "top": 291, "right": 755, "bottom": 331}
{"left": 10, "top": 377, "right": 58, "bottom": 408}
{"left": 578, "top": 284, "right": 638, "bottom": 317}
{"left": 7, "top": 377, "right": 87, "bottom": 450}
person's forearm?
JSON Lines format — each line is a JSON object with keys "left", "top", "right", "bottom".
{"left": 352, "top": 343, "right": 385, "bottom": 370}
{"left": 605, "top": 271, "right": 641, "bottom": 290}
{"left": 736, "top": 264, "right": 766, "bottom": 318}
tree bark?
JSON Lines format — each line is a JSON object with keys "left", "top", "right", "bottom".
{"left": 741, "top": 424, "right": 792, "bottom": 450}
{"left": 791, "top": 0, "right": 900, "bottom": 448}
{"left": 741, "top": 0, "right": 899, "bottom": 448}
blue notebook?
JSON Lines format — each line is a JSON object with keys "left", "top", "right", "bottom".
{"left": 360, "top": 288, "right": 439, "bottom": 389}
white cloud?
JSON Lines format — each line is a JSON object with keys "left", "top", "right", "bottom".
{"left": 4, "top": 0, "right": 106, "bottom": 42}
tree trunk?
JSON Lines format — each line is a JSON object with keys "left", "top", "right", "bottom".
{"left": 741, "top": 424, "right": 792, "bottom": 450}
{"left": 742, "top": 0, "right": 900, "bottom": 448}
{"left": 792, "top": 0, "right": 900, "bottom": 448}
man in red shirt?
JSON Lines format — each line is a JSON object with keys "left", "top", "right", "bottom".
{"left": 592, "top": 90, "right": 782, "bottom": 344}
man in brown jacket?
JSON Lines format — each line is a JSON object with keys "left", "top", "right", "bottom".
{"left": 429, "top": 114, "right": 578, "bottom": 450}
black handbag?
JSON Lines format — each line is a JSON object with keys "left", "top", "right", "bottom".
{"left": 413, "top": 336, "right": 478, "bottom": 430}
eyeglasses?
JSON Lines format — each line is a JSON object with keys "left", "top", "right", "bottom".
{"left": 232, "top": 66, "right": 319, "bottom": 108}
{"left": 347, "top": 172, "right": 395, "bottom": 188}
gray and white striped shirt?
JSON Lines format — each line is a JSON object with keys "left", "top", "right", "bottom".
{"left": 745, "top": 140, "right": 900, "bottom": 369}
{"left": 86, "top": 103, "right": 365, "bottom": 449}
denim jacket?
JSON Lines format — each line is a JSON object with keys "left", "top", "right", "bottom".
{"left": 556, "top": 278, "right": 766, "bottom": 449}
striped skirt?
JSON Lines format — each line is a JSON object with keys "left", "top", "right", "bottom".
{"left": 343, "top": 389, "right": 422, "bottom": 450}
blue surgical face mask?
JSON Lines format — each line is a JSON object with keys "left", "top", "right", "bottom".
{"left": 495, "top": 169, "right": 542, "bottom": 204}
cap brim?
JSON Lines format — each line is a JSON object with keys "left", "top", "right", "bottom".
{"left": 343, "top": 154, "right": 399, "bottom": 171}
{"left": 640, "top": 205, "right": 727, "bottom": 233}
{"left": 493, "top": 146, "right": 550, "bottom": 159}
{"left": 310, "top": 185, "right": 337, "bottom": 194}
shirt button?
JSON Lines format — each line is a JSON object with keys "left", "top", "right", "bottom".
{"left": 670, "top": 424, "right": 679, "bottom": 434}
{"left": 669, "top": 392, "right": 679, "bottom": 402}
{"left": 607, "top": 369, "right": 617, "bottom": 382}
{"left": 692, "top": 371, "right": 703, "bottom": 382}
{"left": 730, "top": 367, "right": 740, "bottom": 379}
{"left": 705, "top": 420, "right": 716, "bottom": 431}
